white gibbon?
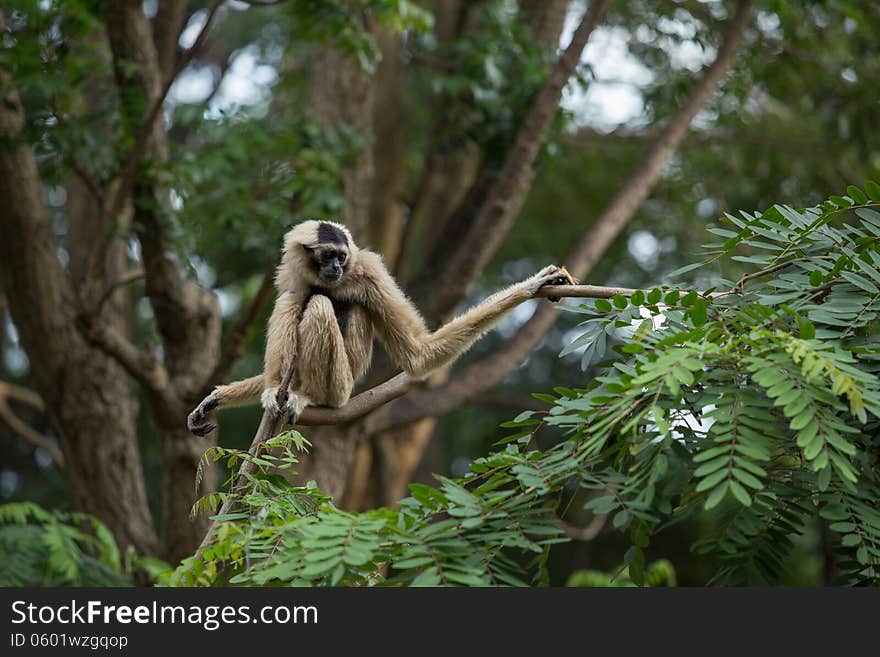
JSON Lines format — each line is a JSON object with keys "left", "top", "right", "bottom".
{"left": 187, "top": 220, "right": 568, "bottom": 435}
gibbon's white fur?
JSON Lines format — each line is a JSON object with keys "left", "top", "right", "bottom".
{"left": 187, "top": 220, "right": 567, "bottom": 435}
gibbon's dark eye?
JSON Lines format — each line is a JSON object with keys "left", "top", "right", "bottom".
{"left": 338, "top": 252, "right": 347, "bottom": 265}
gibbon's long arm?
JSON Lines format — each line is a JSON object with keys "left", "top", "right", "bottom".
{"left": 357, "top": 251, "right": 561, "bottom": 379}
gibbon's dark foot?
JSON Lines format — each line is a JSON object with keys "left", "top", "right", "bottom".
{"left": 187, "top": 396, "right": 219, "bottom": 437}
{"left": 543, "top": 265, "right": 578, "bottom": 302}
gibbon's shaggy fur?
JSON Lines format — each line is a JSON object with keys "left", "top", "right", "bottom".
{"left": 187, "top": 220, "right": 568, "bottom": 435}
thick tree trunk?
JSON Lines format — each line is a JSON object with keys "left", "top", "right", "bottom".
{"left": 0, "top": 60, "right": 159, "bottom": 556}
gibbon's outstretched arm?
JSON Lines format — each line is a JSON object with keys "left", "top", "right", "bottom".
{"left": 357, "top": 250, "right": 566, "bottom": 379}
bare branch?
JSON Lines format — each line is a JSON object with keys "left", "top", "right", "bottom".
{"left": 299, "top": 373, "right": 413, "bottom": 427}
{"left": 207, "top": 260, "right": 278, "bottom": 390}
{"left": 0, "top": 381, "right": 44, "bottom": 411}
{"left": 92, "top": 268, "right": 145, "bottom": 316}
{"left": 0, "top": 397, "right": 65, "bottom": 467}
{"left": 0, "top": 381, "right": 61, "bottom": 466}
{"left": 0, "top": 399, "right": 64, "bottom": 468}
{"left": 153, "top": 0, "right": 188, "bottom": 83}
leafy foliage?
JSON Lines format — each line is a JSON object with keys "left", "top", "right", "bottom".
{"left": 179, "top": 185, "right": 880, "bottom": 586}
{"left": 551, "top": 183, "right": 880, "bottom": 585}
{"left": 0, "top": 502, "right": 168, "bottom": 586}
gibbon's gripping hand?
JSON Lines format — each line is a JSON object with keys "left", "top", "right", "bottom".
{"left": 531, "top": 265, "right": 577, "bottom": 302}
{"left": 261, "top": 387, "right": 309, "bottom": 424}
{"left": 187, "top": 395, "right": 219, "bottom": 437}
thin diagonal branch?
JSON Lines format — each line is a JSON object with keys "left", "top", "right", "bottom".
{"left": 0, "top": 381, "right": 62, "bottom": 466}
{"left": 92, "top": 268, "right": 145, "bottom": 316}
{"left": 0, "top": 381, "right": 44, "bottom": 411}
{"left": 0, "top": 398, "right": 64, "bottom": 467}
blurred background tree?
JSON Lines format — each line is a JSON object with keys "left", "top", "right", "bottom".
{"left": 0, "top": 0, "right": 877, "bottom": 584}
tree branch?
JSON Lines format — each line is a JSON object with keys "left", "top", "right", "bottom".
{"left": 298, "top": 373, "right": 413, "bottom": 427}
{"left": 0, "top": 396, "right": 64, "bottom": 467}
{"left": 153, "top": 0, "right": 188, "bottom": 84}
{"left": 284, "top": 284, "right": 638, "bottom": 429}
{"left": 82, "top": 322, "right": 170, "bottom": 397}
{"left": 0, "top": 381, "right": 60, "bottom": 465}
{"left": 410, "top": 0, "right": 614, "bottom": 324}
{"left": 92, "top": 268, "right": 145, "bottom": 316}
{"left": 0, "top": 381, "right": 44, "bottom": 411}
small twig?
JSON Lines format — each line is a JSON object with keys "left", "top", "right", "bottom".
{"left": 0, "top": 383, "right": 63, "bottom": 467}
{"left": 92, "top": 268, "right": 145, "bottom": 316}
{"left": 0, "top": 381, "right": 44, "bottom": 411}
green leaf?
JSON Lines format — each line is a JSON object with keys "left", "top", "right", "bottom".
{"left": 846, "top": 185, "right": 867, "bottom": 204}
{"left": 729, "top": 480, "right": 752, "bottom": 507}
{"left": 668, "top": 262, "right": 705, "bottom": 278}
{"left": 704, "top": 482, "right": 729, "bottom": 510}
{"left": 595, "top": 299, "right": 612, "bottom": 313}
{"left": 689, "top": 299, "right": 708, "bottom": 328}
{"left": 732, "top": 469, "right": 763, "bottom": 490}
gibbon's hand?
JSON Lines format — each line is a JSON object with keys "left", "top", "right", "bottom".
{"left": 530, "top": 265, "right": 575, "bottom": 302}
{"left": 261, "top": 387, "right": 309, "bottom": 424}
{"left": 187, "top": 395, "right": 219, "bottom": 437}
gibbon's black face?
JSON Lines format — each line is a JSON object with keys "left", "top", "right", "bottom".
{"left": 305, "top": 222, "right": 351, "bottom": 285}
